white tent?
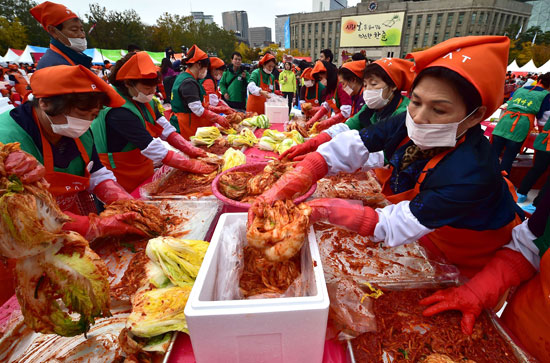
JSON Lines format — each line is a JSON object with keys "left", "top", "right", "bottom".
{"left": 17, "top": 45, "right": 48, "bottom": 64}
{"left": 3, "top": 49, "right": 22, "bottom": 63}
{"left": 518, "top": 59, "right": 539, "bottom": 73}
{"left": 537, "top": 59, "right": 550, "bottom": 74}
{"left": 507, "top": 59, "right": 521, "bottom": 72}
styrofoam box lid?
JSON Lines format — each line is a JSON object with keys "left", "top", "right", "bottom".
{"left": 184, "top": 213, "right": 329, "bottom": 315}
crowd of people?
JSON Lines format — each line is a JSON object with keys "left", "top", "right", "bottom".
{"left": 0, "top": 1, "right": 549, "bottom": 361}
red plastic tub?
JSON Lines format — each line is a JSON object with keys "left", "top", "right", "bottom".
{"left": 211, "top": 162, "right": 316, "bottom": 212}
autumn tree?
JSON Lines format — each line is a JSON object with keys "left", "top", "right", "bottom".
{"left": 0, "top": 17, "right": 28, "bottom": 54}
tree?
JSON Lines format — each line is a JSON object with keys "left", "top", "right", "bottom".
{"left": 234, "top": 42, "right": 261, "bottom": 63}
{"left": 0, "top": 17, "right": 28, "bottom": 54}
{"left": 0, "top": 0, "right": 50, "bottom": 47}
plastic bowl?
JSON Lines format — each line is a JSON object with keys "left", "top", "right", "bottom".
{"left": 211, "top": 162, "right": 316, "bottom": 210}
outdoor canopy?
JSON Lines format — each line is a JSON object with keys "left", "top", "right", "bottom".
{"left": 507, "top": 59, "right": 521, "bottom": 72}
{"left": 517, "top": 59, "right": 539, "bottom": 73}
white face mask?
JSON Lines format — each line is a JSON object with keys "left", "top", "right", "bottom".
{"left": 263, "top": 67, "right": 272, "bottom": 75}
{"left": 47, "top": 114, "right": 92, "bottom": 138}
{"left": 132, "top": 88, "right": 154, "bottom": 103}
{"left": 304, "top": 80, "right": 314, "bottom": 88}
{"left": 320, "top": 78, "right": 327, "bottom": 87}
{"left": 343, "top": 85, "right": 354, "bottom": 95}
{"left": 67, "top": 37, "right": 87, "bottom": 52}
{"left": 405, "top": 107, "right": 479, "bottom": 150}
{"left": 363, "top": 87, "right": 390, "bottom": 110}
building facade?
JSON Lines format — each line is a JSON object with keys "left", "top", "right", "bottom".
{"left": 249, "top": 27, "right": 273, "bottom": 48}
{"left": 313, "top": 0, "right": 348, "bottom": 12}
{"left": 526, "top": 0, "right": 550, "bottom": 32}
{"left": 287, "top": 0, "right": 532, "bottom": 63}
{"left": 275, "top": 15, "right": 290, "bottom": 47}
{"left": 222, "top": 11, "right": 250, "bottom": 43}
{"left": 190, "top": 12, "right": 214, "bottom": 25}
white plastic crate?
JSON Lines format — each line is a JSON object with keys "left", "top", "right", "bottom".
{"left": 184, "top": 213, "right": 329, "bottom": 363}
{"left": 265, "top": 104, "right": 289, "bottom": 123}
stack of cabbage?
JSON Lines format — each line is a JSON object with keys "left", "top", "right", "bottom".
{"left": 258, "top": 129, "right": 305, "bottom": 154}
{"left": 190, "top": 127, "right": 222, "bottom": 147}
{"left": 222, "top": 148, "right": 246, "bottom": 171}
{"left": 0, "top": 142, "right": 110, "bottom": 337}
{"left": 122, "top": 237, "right": 209, "bottom": 353}
{"left": 240, "top": 114, "right": 270, "bottom": 129}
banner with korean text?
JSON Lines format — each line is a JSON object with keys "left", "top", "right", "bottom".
{"left": 340, "top": 12, "right": 405, "bottom": 47}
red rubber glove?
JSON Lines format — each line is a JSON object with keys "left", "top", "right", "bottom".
{"left": 305, "top": 106, "right": 329, "bottom": 129}
{"left": 203, "top": 109, "right": 230, "bottom": 129}
{"left": 306, "top": 198, "right": 378, "bottom": 236}
{"left": 93, "top": 179, "right": 133, "bottom": 205}
{"left": 162, "top": 150, "right": 217, "bottom": 174}
{"left": 274, "top": 90, "right": 283, "bottom": 96}
{"left": 420, "top": 248, "right": 536, "bottom": 335}
{"left": 279, "top": 132, "right": 332, "bottom": 161}
{"left": 207, "top": 104, "right": 228, "bottom": 114}
{"left": 166, "top": 132, "right": 207, "bottom": 158}
{"left": 248, "top": 152, "right": 329, "bottom": 224}
{"left": 62, "top": 211, "right": 147, "bottom": 241}
{"left": 4, "top": 150, "right": 46, "bottom": 183}
{"left": 219, "top": 100, "right": 235, "bottom": 114}
{"left": 305, "top": 105, "right": 322, "bottom": 118}
{"left": 314, "top": 113, "right": 346, "bottom": 133}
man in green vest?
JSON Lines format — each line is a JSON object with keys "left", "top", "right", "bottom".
{"left": 219, "top": 52, "right": 249, "bottom": 111}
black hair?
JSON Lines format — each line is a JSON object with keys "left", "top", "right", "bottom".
{"left": 284, "top": 61, "right": 292, "bottom": 70}
{"left": 314, "top": 60, "right": 338, "bottom": 96}
{"left": 231, "top": 52, "right": 242, "bottom": 59}
{"left": 33, "top": 92, "right": 110, "bottom": 116}
{"left": 411, "top": 66, "right": 482, "bottom": 114}
{"left": 351, "top": 52, "right": 366, "bottom": 61}
{"left": 538, "top": 72, "right": 550, "bottom": 88}
{"left": 127, "top": 44, "right": 142, "bottom": 52}
{"left": 338, "top": 67, "right": 362, "bottom": 84}
{"left": 109, "top": 53, "right": 160, "bottom": 99}
{"left": 320, "top": 49, "right": 333, "bottom": 63}
{"left": 160, "top": 58, "right": 172, "bottom": 75}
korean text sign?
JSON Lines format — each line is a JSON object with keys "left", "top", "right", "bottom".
{"left": 340, "top": 12, "right": 405, "bottom": 47}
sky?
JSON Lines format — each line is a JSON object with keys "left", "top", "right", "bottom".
{"left": 41, "top": 0, "right": 362, "bottom": 39}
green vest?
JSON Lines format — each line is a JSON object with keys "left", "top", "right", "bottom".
{"left": 534, "top": 120, "right": 550, "bottom": 152}
{"left": 305, "top": 82, "right": 325, "bottom": 104}
{"left": 493, "top": 87, "right": 549, "bottom": 142}
{"left": 170, "top": 72, "right": 206, "bottom": 132}
{"left": 91, "top": 89, "right": 156, "bottom": 168}
{"left": 0, "top": 110, "right": 94, "bottom": 177}
{"left": 249, "top": 68, "right": 275, "bottom": 92}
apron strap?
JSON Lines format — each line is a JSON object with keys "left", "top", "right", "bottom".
{"left": 541, "top": 130, "right": 550, "bottom": 151}
{"left": 49, "top": 44, "right": 76, "bottom": 66}
{"left": 414, "top": 136, "right": 467, "bottom": 193}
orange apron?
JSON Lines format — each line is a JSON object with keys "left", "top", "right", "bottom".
{"left": 99, "top": 102, "right": 163, "bottom": 193}
{"left": 33, "top": 109, "right": 92, "bottom": 215}
{"left": 539, "top": 129, "right": 550, "bottom": 151}
{"left": 172, "top": 110, "right": 214, "bottom": 141}
{"left": 246, "top": 74, "right": 272, "bottom": 114}
{"left": 50, "top": 44, "right": 76, "bottom": 66}
{"left": 502, "top": 249, "right": 550, "bottom": 362}
{"left": 374, "top": 136, "right": 521, "bottom": 278}
{"left": 304, "top": 83, "right": 320, "bottom": 105}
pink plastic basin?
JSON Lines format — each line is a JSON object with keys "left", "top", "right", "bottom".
{"left": 212, "top": 162, "right": 316, "bottom": 211}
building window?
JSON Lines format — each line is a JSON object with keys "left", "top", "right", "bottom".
{"left": 315, "top": 23, "right": 318, "bottom": 33}
{"left": 447, "top": 13, "right": 454, "bottom": 27}
{"left": 479, "top": 11, "right": 484, "bottom": 24}
{"left": 322, "top": 23, "right": 325, "bottom": 33}
{"left": 414, "top": 34, "right": 419, "bottom": 46}
{"left": 422, "top": 33, "right": 429, "bottom": 47}
{"left": 458, "top": 12, "right": 465, "bottom": 26}
{"left": 426, "top": 14, "right": 432, "bottom": 27}
{"left": 407, "top": 16, "right": 412, "bottom": 28}
{"left": 433, "top": 32, "right": 439, "bottom": 45}
{"left": 444, "top": 31, "right": 450, "bottom": 40}
{"left": 436, "top": 14, "right": 442, "bottom": 26}
{"left": 321, "top": 39, "right": 325, "bottom": 48}
{"left": 302, "top": 39, "right": 305, "bottom": 48}
{"left": 471, "top": 12, "right": 476, "bottom": 24}
{"left": 329, "top": 22, "right": 332, "bottom": 33}
{"left": 308, "top": 23, "right": 311, "bottom": 33}
{"left": 455, "top": 30, "right": 461, "bottom": 37}
{"left": 493, "top": 13, "right": 498, "bottom": 25}
{"left": 416, "top": 15, "right": 422, "bottom": 27}
{"left": 336, "top": 21, "right": 340, "bottom": 33}
{"left": 302, "top": 24, "right": 305, "bottom": 34}
{"left": 308, "top": 38, "right": 311, "bottom": 48}
{"left": 404, "top": 34, "right": 409, "bottom": 45}
{"left": 328, "top": 38, "right": 332, "bottom": 48}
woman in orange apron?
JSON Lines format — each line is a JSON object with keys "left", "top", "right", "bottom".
{"left": 305, "top": 60, "right": 353, "bottom": 129}
{"left": 91, "top": 51, "right": 215, "bottom": 193}
{"left": 169, "top": 45, "right": 230, "bottom": 139}
{"left": 30, "top": 1, "right": 93, "bottom": 70}
{"left": 201, "top": 57, "right": 234, "bottom": 115}
{"left": 246, "top": 53, "right": 278, "bottom": 114}
{"left": 251, "top": 35, "right": 524, "bottom": 321}
{"left": 299, "top": 67, "right": 326, "bottom": 116}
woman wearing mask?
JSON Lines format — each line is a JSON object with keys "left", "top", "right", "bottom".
{"left": 0, "top": 65, "right": 144, "bottom": 239}
{"left": 91, "top": 51, "right": 215, "bottom": 193}
{"left": 304, "top": 60, "right": 353, "bottom": 130}
{"left": 299, "top": 67, "right": 326, "bottom": 115}
{"left": 253, "top": 36, "right": 523, "bottom": 283}
{"left": 201, "top": 57, "right": 234, "bottom": 115}
{"left": 246, "top": 53, "right": 278, "bottom": 114}
{"left": 279, "top": 62, "right": 297, "bottom": 114}
{"left": 282, "top": 58, "right": 414, "bottom": 161}
{"left": 170, "top": 45, "right": 230, "bottom": 139}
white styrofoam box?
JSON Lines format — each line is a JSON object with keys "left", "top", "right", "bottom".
{"left": 265, "top": 104, "right": 289, "bottom": 123}
{"left": 185, "top": 213, "right": 329, "bottom": 363}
